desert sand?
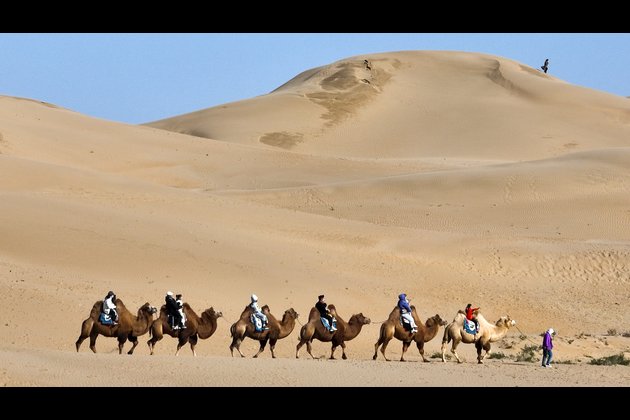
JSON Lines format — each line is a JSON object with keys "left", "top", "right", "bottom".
{"left": 1, "top": 51, "right": 629, "bottom": 386}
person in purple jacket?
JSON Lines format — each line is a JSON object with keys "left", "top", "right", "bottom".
{"left": 542, "top": 328, "right": 555, "bottom": 367}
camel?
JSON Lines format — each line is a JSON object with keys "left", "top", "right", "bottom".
{"left": 147, "top": 304, "right": 223, "bottom": 356}
{"left": 373, "top": 306, "right": 446, "bottom": 362}
{"left": 75, "top": 299, "right": 157, "bottom": 355}
{"left": 229, "top": 305, "right": 299, "bottom": 358}
{"left": 296, "top": 305, "right": 371, "bottom": 360}
{"left": 441, "top": 310, "right": 516, "bottom": 364}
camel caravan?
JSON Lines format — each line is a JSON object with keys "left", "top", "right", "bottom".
{"left": 76, "top": 291, "right": 516, "bottom": 363}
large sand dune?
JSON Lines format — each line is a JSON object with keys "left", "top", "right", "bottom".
{"left": 1, "top": 51, "right": 629, "bottom": 386}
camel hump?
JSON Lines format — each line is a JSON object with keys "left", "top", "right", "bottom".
{"left": 307, "top": 307, "right": 320, "bottom": 322}
{"left": 387, "top": 306, "right": 401, "bottom": 320}
{"left": 238, "top": 305, "right": 253, "bottom": 320}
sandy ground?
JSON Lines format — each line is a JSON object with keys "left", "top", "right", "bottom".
{"left": 1, "top": 51, "right": 629, "bottom": 386}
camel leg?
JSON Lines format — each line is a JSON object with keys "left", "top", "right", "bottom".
{"left": 441, "top": 340, "right": 447, "bottom": 362}
{"left": 477, "top": 341, "right": 490, "bottom": 364}
{"left": 127, "top": 336, "right": 139, "bottom": 355}
{"left": 306, "top": 340, "right": 316, "bottom": 359}
{"left": 117, "top": 336, "right": 127, "bottom": 355}
{"left": 416, "top": 341, "right": 428, "bottom": 362}
{"left": 229, "top": 337, "right": 245, "bottom": 358}
{"left": 89, "top": 330, "right": 99, "bottom": 354}
{"left": 341, "top": 342, "right": 348, "bottom": 360}
{"left": 451, "top": 340, "right": 462, "bottom": 363}
{"left": 76, "top": 319, "right": 93, "bottom": 352}
{"left": 269, "top": 338, "right": 278, "bottom": 359}
{"left": 330, "top": 343, "right": 337, "bottom": 360}
{"left": 400, "top": 341, "right": 411, "bottom": 362}
{"left": 296, "top": 339, "right": 305, "bottom": 359}
{"left": 188, "top": 335, "right": 198, "bottom": 357}
{"left": 372, "top": 338, "right": 382, "bottom": 360}
{"left": 253, "top": 337, "right": 269, "bottom": 358}
{"left": 380, "top": 338, "right": 392, "bottom": 361}
{"left": 175, "top": 338, "right": 186, "bottom": 356}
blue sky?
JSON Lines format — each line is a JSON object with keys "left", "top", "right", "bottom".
{"left": 1, "top": 33, "right": 628, "bottom": 124}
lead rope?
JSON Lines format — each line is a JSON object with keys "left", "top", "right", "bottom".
{"left": 514, "top": 324, "right": 540, "bottom": 346}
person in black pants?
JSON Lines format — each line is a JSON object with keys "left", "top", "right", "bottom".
{"left": 165, "top": 291, "right": 183, "bottom": 329}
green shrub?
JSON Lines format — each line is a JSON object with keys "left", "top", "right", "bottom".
{"left": 516, "top": 344, "right": 540, "bottom": 362}
{"left": 488, "top": 352, "right": 508, "bottom": 359}
{"left": 589, "top": 353, "right": 629, "bottom": 366}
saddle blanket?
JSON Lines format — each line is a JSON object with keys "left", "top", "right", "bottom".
{"left": 464, "top": 318, "right": 479, "bottom": 335}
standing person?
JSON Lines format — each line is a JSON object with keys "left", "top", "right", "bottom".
{"left": 175, "top": 294, "right": 186, "bottom": 329}
{"left": 102, "top": 291, "right": 118, "bottom": 324}
{"left": 316, "top": 295, "right": 336, "bottom": 332}
{"left": 542, "top": 328, "right": 555, "bottom": 367}
{"left": 249, "top": 294, "right": 269, "bottom": 330}
{"left": 398, "top": 293, "right": 418, "bottom": 333}
{"left": 541, "top": 58, "right": 549, "bottom": 74}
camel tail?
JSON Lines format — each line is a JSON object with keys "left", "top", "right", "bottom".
{"left": 230, "top": 323, "right": 236, "bottom": 338}
{"left": 442, "top": 325, "right": 451, "bottom": 345}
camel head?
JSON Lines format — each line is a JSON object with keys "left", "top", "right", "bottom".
{"left": 352, "top": 313, "right": 371, "bottom": 325}
{"left": 140, "top": 303, "right": 158, "bottom": 316}
{"left": 496, "top": 315, "right": 516, "bottom": 328}
{"left": 427, "top": 314, "right": 447, "bottom": 327}
{"left": 203, "top": 307, "right": 223, "bottom": 320}
{"left": 283, "top": 308, "right": 299, "bottom": 321}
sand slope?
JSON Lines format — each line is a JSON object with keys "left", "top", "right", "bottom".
{"left": 1, "top": 51, "right": 629, "bottom": 386}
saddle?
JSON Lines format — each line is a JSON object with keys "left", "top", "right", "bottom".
{"left": 250, "top": 314, "right": 266, "bottom": 332}
{"left": 320, "top": 317, "right": 337, "bottom": 333}
{"left": 464, "top": 318, "right": 479, "bottom": 335}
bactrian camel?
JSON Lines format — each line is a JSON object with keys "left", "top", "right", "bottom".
{"left": 229, "top": 305, "right": 299, "bottom": 358}
{"left": 441, "top": 310, "right": 516, "bottom": 364}
{"left": 296, "top": 305, "right": 371, "bottom": 360}
{"left": 373, "top": 306, "right": 446, "bottom": 361}
{"left": 75, "top": 299, "right": 157, "bottom": 355}
{"left": 147, "top": 304, "right": 223, "bottom": 356}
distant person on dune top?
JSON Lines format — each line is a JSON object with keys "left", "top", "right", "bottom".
{"left": 541, "top": 58, "right": 549, "bottom": 74}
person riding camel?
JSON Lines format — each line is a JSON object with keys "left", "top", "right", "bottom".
{"left": 165, "top": 291, "right": 184, "bottom": 329}
{"left": 316, "top": 294, "right": 336, "bottom": 332}
{"left": 465, "top": 303, "right": 480, "bottom": 334}
{"left": 397, "top": 293, "right": 418, "bottom": 333}
{"left": 102, "top": 291, "right": 118, "bottom": 324}
{"left": 249, "top": 294, "right": 269, "bottom": 330}
{"left": 175, "top": 294, "right": 187, "bottom": 329}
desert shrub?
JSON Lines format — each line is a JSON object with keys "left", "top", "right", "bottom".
{"left": 488, "top": 352, "right": 508, "bottom": 359}
{"left": 589, "top": 353, "right": 629, "bottom": 366}
{"left": 607, "top": 329, "right": 618, "bottom": 336}
{"left": 516, "top": 344, "right": 540, "bottom": 362}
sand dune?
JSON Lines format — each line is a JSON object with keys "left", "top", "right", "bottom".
{"left": 1, "top": 51, "right": 629, "bottom": 386}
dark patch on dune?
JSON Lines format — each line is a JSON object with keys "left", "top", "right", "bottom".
{"left": 260, "top": 131, "right": 304, "bottom": 149}
{"left": 304, "top": 59, "right": 395, "bottom": 127}
{"left": 486, "top": 60, "right": 530, "bottom": 98}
